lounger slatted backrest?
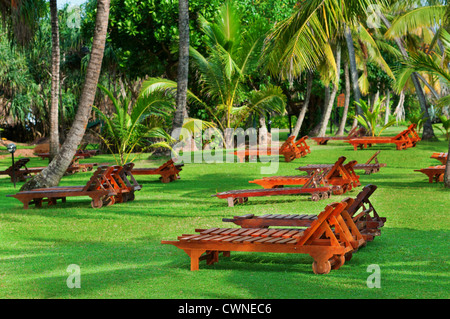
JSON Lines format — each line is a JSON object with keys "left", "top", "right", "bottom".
{"left": 120, "top": 163, "right": 142, "bottom": 191}
{"left": 279, "top": 136, "right": 295, "bottom": 153}
{"left": 295, "top": 202, "right": 346, "bottom": 246}
{"left": 82, "top": 166, "right": 115, "bottom": 192}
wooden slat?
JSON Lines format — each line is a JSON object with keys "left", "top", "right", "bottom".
{"left": 259, "top": 229, "right": 279, "bottom": 238}
{"left": 271, "top": 229, "right": 292, "bottom": 237}
{"left": 228, "top": 228, "right": 249, "bottom": 236}
{"left": 251, "top": 228, "right": 271, "bottom": 237}
{"left": 200, "top": 228, "right": 220, "bottom": 235}
{"left": 240, "top": 228, "right": 261, "bottom": 236}
{"left": 282, "top": 230, "right": 302, "bottom": 238}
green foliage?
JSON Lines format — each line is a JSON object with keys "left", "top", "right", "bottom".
{"left": 94, "top": 84, "right": 175, "bottom": 165}
{"left": 436, "top": 115, "right": 450, "bottom": 140}
{"left": 140, "top": 0, "right": 287, "bottom": 132}
{"left": 0, "top": 4, "right": 89, "bottom": 140}
{"left": 189, "top": 0, "right": 286, "bottom": 130}
{"left": 1, "top": 126, "right": 449, "bottom": 299}
{"left": 408, "top": 111, "right": 429, "bottom": 133}
{"left": 355, "top": 98, "right": 396, "bottom": 137}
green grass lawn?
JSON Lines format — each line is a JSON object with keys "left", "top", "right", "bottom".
{"left": 0, "top": 125, "right": 449, "bottom": 299}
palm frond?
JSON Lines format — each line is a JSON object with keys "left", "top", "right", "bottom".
{"left": 385, "top": 5, "right": 447, "bottom": 39}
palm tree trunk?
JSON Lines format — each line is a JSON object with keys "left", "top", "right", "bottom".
{"left": 49, "top": 0, "right": 60, "bottom": 161}
{"left": 291, "top": 71, "right": 313, "bottom": 138}
{"left": 384, "top": 89, "right": 390, "bottom": 125}
{"left": 318, "top": 44, "right": 341, "bottom": 137}
{"left": 445, "top": 140, "right": 450, "bottom": 188}
{"left": 20, "top": 0, "right": 110, "bottom": 191}
{"left": 344, "top": 25, "right": 363, "bottom": 117}
{"left": 310, "top": 85, "right": 329, "bottom": 136}
{"left": 171, "top": 0, "right": 190, "bottom": 140}
{"left": 379, "top": 13, "right": 435, "bottom": 140}
{"left": 336, "top": 62, "right": 350, "bottom": 136}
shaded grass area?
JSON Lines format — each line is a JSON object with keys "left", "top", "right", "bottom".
{"left": 0, "top": 125, "right": 448, "bottom": 299}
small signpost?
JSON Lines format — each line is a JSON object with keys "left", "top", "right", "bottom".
{"left": 7, "top": 143, "right": 16, "bottom": 188}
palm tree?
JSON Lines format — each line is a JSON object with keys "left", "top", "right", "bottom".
{"left": 381, "top": 3, "right": 450, "bottom": 140}
{"left": 142, "top": 0, "right": 286, "bottom": 146}
{"left": 387, "top": 2, "right": 450, "bottom": 187}
{"left": 171, "top": 0, "right": 189, "bottom": 140}
{"left": 264, "top": 0, "right": 393, "bottom": 136}
{"left": 94, "top": 84, "right": 175, "bottom": 165}
{"left": 21, "top": 0, "right": 111, "bottom": 191}
{"left": 49, "top": 0, "right": 60, "bottom": 161}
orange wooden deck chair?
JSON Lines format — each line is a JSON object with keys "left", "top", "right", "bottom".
{"left": 230, "top": 135, "right": 310, "bottom": 163}
{"left": 345, "top": 124, "right": 420, "bottom": 151}
{"left": 131, "top": 159, "right": 184, "bottom": 183}
{"left": 430, "top": 152, "right": 448, "bottom": 165}
{"left": 414, "top": 165, "right": 445, "bottom": 183}
{"left": 311, "top": 127, "right": 367, "bottom": 145}
{"left": 222, "top": 185, "right": 385, "bottom": 243}
{"left": 161, "top": 200, "right": 365, "bottom": 274}
{"left": 6, "top": 163, "right": 141, "bottom": 209}
{"left": 213, "top": 169, "right": 334, "bottom": 206}
{"left": 0, "top": 157, "right": 99, "bottom": 183}
{"left": 249, "top": 156, "right": 360, "bottom": 195}
{"left": 0, "top": 158, "right": 44, "bottom": 182}
{"left": 296, "top": 151, "right": 386, "bottom": 175}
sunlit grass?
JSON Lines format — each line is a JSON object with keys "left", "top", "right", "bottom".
{"left": 0, "top": 125, "right": 448, "bottom": 299}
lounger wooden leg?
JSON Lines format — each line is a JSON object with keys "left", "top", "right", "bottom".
{"left": 185, "top": 249, "right": 205, "bottom": 271}
{"left": 227, "top": 197, "right": 234, "bottom": 207}
{"left": 34, "top": 199, "right": 43, "bottom": 208}
{"left": 205, "top": 250, "right": 219, "bottom": 265}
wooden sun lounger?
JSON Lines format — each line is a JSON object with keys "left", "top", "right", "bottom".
{"left": 6, "top": 163, "right": 141, "bottom": 209}
{"left": 222, "top": 185, "right": 385, "bottom": 242}
{"left": 0, "top": 157, "right": 99, "bottom": 183}
{"left": 311, "top": 127, "right": 367, "bottom": 145}
{"left": 64, "top": 156, "right": 98, "bottom": 175}
{"left": 430, "top": 152, "right": 448, "bottom": 165}
{"left": 213, "top": 169, "right": 334, "bottom": 206}
{"left": 131, "top": 159, "right": 184, "bottom": 183}
{"left": 250, "top": 156, "right": 360, "bottom": 195}
{"left": 35, "top": 149, "right": 98, "bottom": 160}
{"left": 297, "top": 151, "right": 386, "bottom": 175}
{"left": 230, "top": 135, "right": 311, "bottom": 163}
{"left": 0, "top": 158, "right": 44, "bottom": 182}
{"left": 414, "top": 165, "right": 445, "bottom": 183}
{"left": 345, "top": 124, "right": 420, "bottom": 151}
{"left": 161, "top": 200, "right": 365, "bottom": 274}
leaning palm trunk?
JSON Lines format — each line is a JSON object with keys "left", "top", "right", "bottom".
{"left": 49, "top": 0, "right": 60, "bottom": 161}
{"left": 171, "top": 0, "right": 190, "bottom": 140}
{"left": 317, "top": 44, "right": 341, "bottom": 137}
{"left": 445, "top": 140, "right": 450, "bottom": 188}
{"left": 292, "top": 71, "right": 313, "bottom": 139}
{"left": 20, "top": 0, "right": 110, "bottom": 191}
